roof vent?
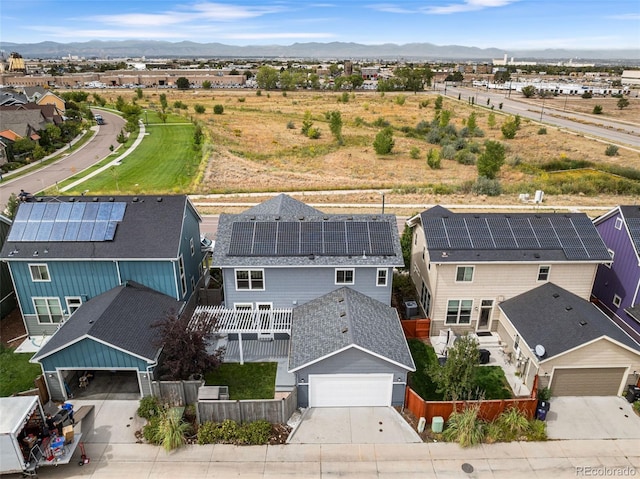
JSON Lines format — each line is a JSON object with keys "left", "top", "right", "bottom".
{"left": 337, "top": 297, "right": 344, "bottom": 303}
{"left": 156, "top": 197, "right": 162, "bottom": 202}
{"left": 565, "top": 306, "right": 573, "bottom": 311}
{"left": 36, "top": 197, "right": 43, "bottom": 202}
{"left": 534, "top": 253, "right": 540, "bottom": 258}
{"left": 323, "top": 216, "right": 329, "bottom": 221}
{"left": 108, "top": 197, "right": 114, "bottom": 202}
{"left": 308, "top": 254, "right": 315, "bottom": 260}
{"left": 579, "top": 320, "right": 587, "bottom": 326}
{"left": 69, "top": 197, "right": 75, "bottom": 202}
{"left": 341, "top": 327, "right": 348, "bottom": 333}
{"left": 32, "top": 250, "right": 38, "bottom": 257}
{"left": 92, "top": 197, "right": 99, "bottom": 202}
{"left": 442, "top": 252, "right": 449, "bottom": 258}
{"left": 132, "top": 197, "right": 139, "bottom": 202}
{"left": 249, "top": 216, "right": 255, "bottom": 221}
{"left": 274, "top": 215, "right": 280, "bottom": 220}
{"left": 298, "top": 215, "right": 304, "bottom": 220}
{"left": 552, "top": 293, "right": 560, "bottom": 298}
{"left": 340, "top": 312, "right": 346, "bottom": 317}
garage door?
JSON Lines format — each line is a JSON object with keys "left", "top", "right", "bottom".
{"left": 309, "top": 374, "right": 393, "bottom": 407}
{"left": 551, "top": 368, "right": 626, "bottom": 396}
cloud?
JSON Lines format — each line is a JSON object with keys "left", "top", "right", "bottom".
{"left": 222, "top": 32, "right": 336, "bottom": 40}
{"left": 422, "top": 0, "right": 517, "bottom": 15}
{"left": 26, "top": 26, "right": 191, "bottom": 40}
{"left": 368, "top": 3, "right": 414, "bottom": 14}
{"left": 606, "top": 13, "right": 640, "bottom": 20}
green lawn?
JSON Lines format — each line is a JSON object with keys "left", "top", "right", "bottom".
{"left": 204, "top": 362, "right": 277, "bottom": 400}
{"left": 0, "top": 346, "right": 42, "bottom": 397}
{"left": 407, "top": 339, "right": 513, "bottom": 401}
{"left": 64, "top": 121, "right": 199, "bottom": 195}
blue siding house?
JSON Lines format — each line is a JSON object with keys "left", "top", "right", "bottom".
{"left": 592, "top": 205, "right": 640, "bottom": 342}
{"left": 0, "top": 214, "right": 17, "bottom": 318}
{"left": 212, "top": 194, "right": 404, "bottom": 311}
{"left": 0, "top": 195, "right": 205, "bottom": 337}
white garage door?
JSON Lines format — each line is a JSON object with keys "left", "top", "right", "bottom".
{"left": 309, "top": 374, "right": 393, "bottom": 407}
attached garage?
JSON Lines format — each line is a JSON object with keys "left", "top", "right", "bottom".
{"left": 551, "top": 367, "right": 627, "bottom": 396}
{"left": 309, "top": 374, "right": 393, "bottom": 407}
{"left": 289, "top": 287, "right": 415, "bottom": 409}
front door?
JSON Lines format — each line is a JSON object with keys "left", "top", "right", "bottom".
{"left": 477, "top": 299, "right": 493, "bottom": 331}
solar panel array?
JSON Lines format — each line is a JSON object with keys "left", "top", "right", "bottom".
{"left": 228, "top": 221, "right": 396, "bottom": 256}
{"left": 627, "top": 218, "right": 640, "bottom": 254}
{"left": 8, "top": 201, "right": 127, "bottom": 242}
{"left": 423, "top": 214, "right": 610, "bottom": 260}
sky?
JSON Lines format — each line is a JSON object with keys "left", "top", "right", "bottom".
{"left": 1, "top": 0, "right": 639, "bottom": 51}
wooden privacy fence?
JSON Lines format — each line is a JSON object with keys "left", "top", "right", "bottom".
{"left": 405, "top": 375, "right": 539, "bottom": 423}
{"left": 152, "top": 380, "right": 203, "bottom": 406}
{"left": 401, "top": 319, "right": 431, "bottom": 339}
{"left": 197, "top": 388, "right": 297, "bottom": 425}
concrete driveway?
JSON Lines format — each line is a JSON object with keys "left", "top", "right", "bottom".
{"left": 546, "top": 396, "right": 640, "bottom": 440}
{"left": 287, "top": 407, "right": 422, "bottom": 444}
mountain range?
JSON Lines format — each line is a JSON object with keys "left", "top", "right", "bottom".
{"left": 0, "top": 40, "right": 637, "bottom": 62}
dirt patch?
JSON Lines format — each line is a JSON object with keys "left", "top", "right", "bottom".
{"left": 1, "top": 308, "right": 26, "bottom": 349}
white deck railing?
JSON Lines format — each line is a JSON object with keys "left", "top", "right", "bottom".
{"left": 190, "top": 305, "right": 293, "bottom": 335}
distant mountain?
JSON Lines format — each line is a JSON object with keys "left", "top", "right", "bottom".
{"left": 0, "top": 40, "right": 637, "bottom": 62}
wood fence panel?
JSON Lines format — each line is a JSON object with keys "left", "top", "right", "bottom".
{"left": 401, "top": 319, "right": 431, "bottom": 339}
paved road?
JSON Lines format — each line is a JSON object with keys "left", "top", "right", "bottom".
{"left": 0, "top": 109, "right": 125, "bottom": 207}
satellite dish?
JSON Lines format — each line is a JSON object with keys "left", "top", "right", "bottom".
{"left": 535, "top": 344, "right": 546, "bottom": 358}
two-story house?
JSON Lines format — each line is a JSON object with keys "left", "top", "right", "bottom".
{"left": 592, "top": 205, "right": 640, "bottom": 342}
{"left": 0, "top": 195, "right": 205, "bottom": 338}
{"left": 408, "top": 206, "right": 612, "bottom": 336}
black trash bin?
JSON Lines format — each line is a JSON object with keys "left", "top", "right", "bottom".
{"left": 625, "top": 385, "right": 640, "bottom": 403}
{"left": 536, "top": 400, "right": 550, "bottom": 421}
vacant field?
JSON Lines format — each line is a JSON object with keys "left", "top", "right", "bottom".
{"left": 100, "top": 89, "right": 640, "bottom": 205}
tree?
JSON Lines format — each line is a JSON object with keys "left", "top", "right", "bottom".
{"left": 426, "top": 148, "right": 441, "bottom": 169}
{"left": 159, "top": 93, "right": 168, "bottom": 112}
{"left": 617, "top": 98, "right": 630, "bottom": 110}
{"left": 328, "top": 110, "right": 343, "bottom": 144}
{"left": 373, "top": 127, "right": 394, "bottom": 155}
{"left": 202, "top": 80, "right": 212, "bottom": 89}
{"left": 434, "top": 95, "right": 443, "bottom": 110}
{"left": 213, "top": 104, "right": 224, "bottom": 115}
{"left": 3, "top": 193, "right": 19, "bottom": 220}
{"left": 501, "top": 117, "right": 518, "bottom": 139}
{"left": 444, "top": 71, "right": 464, "bottom": 82}
{"left": 194, "top": 104, "right": 205, "bottom": 114}
{"left": 135, "top": 87, "right": 143, "bottom": 100}
{"left": 593, "top": 105, "right": 603, "bottom": 114}
{"left": 521, "top": 85, "right": 536, "bottom": 98}
{"left": 494, "top": 70, "right": 511, "bottom": 83}
{"left": 154, "top": 313, "right": 224, "bottom": 381}
{"left": 176, "top": 77, "right": 190, "bottom": 89}
{"left": 255, "top": 66, "right": 279, "bottom": 90}
{"left": 477, "top": 140, "right": 506, "bottom": 179}
{"left": 393, "top": 65, "right": 433, "bottom": 92}
{"left": 428, "top": 334, "right": 480, "bottom": 400}
{"left": 116, "top": 129, "right": 127, "bottom": 145}
{"left": 301, "top": 110, "right": 314, "bottom": 136}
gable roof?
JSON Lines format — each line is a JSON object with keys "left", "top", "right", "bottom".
{"left": 594, "top": 205, "right": 640, "bottom": 262}
{"left": 499, "top": 282, "right": 640, "bottom": 360}
{"left": 289, "top": 287, "right": 415, "bottom": 372}
{"left": 0, "top": 195, "right": 199, "bottom": 261}
{"left": 32, "top": 281, "right": 184, "bottom": 363}
{"left": 213, "top": 194, "right": 403, "bottom": 267}
{"left": 414, "top": 206, "right": 611, "bottom": 263}
{"left": 0, "top": 110, "right": 46, "bottom": 138}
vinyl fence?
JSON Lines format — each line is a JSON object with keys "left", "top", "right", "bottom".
{"left": 197, "top": 388, "right": 297, "bottom": 425}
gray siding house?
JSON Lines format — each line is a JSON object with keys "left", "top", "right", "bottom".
{"left": 289, "top": 287, "right": 415, "bottom": 408}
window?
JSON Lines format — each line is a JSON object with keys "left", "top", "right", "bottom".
{"left": 29, "top": 264, "right": 50, "bottom": 282}
{"left": 235, "top": 269, "right": 265, "bottom": 290}
{"left": 65, "top": 297, "right": 82, "bottom": 315}
{"left": 190, "top": 237, "right": 195, "bottom": 256}
{"left": 445, "top": 299, "right": 472, "bottom": 324}
{"left": 178, "top": 255, "right": 187, "bottom": 297}
{"left": 615, "top": 217, "right": 623, "bottom": 230}
{"left": 376, "top": 268, "right": 388, "bottom": 287}
{"left": 537, "top": 265, "right": 550, "bottom": 281}
{"left": 455, "top": 266, "right": 474, "bottom": 282}
{"left": 605, "top": 249, "right": 614, "bottom": 268}
{"left": 613, "top": 294, "right": 622, "bottom": 308}
{"left": 335, "top": 268, "right": 354, "bottom": 285}
{"left": 33, "top": 297, "right": 63, "bottom": 324}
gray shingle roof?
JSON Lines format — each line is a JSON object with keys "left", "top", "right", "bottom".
{"left": 213, "top": 195, "right": 404, "bottom": 267}
{"left": 288, "top": 287, "right": 415, "bottom": 371}
{"left": 0, "top": 195, "right": 195, "bottom": 260}
{"left": 499, "top": 283, "right": 640, "bottom": 360}
{"left": 418, "top": 206, "right": 611, "bottom": 263}
{"left": 619, "top": 205, "right": 640, "bottom": 257}
{"left": 32, "top": 281, "right": 184, "bottom": 363}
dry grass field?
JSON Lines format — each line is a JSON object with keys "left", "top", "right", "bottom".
{"left": 106, "top": 88, "right": 640, "bottom": 210}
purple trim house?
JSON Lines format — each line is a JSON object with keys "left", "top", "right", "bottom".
{"left": 592, "top": 205, "right": 640, "bottom": 342}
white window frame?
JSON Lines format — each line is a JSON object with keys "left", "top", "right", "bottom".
{"left": 455, "top": 266, "right": 474, "bottom": 283}
{"left": 33, "top": 297, "right": 64, "bottom": 324}
{"left": 605, "top": 249, "right": 614, "bottom": 268}
{"left": 65, "top": 297, "right": 83, "bottom": 316}
{"left": 537, "top": 265, "right": 550, "bottom": 282}
{"left": 335, "top": 268, "right": 355, "bottom": 285}
{"left": 29, "top": 263, "right": 51, "bottom": 282}
{"left": 612, "top": 294, "right": 622, "bottom": 308}
{"left": 178, "top": 255, "right": 187, "bottom": 297}
{"left": 614, "top": 217, "right": 623, "bottom": 230}
{"left": 445, "top": 299, "right": 473, "bottom": 325}
{"left": 190, "top": 237, "right": 195, "bottom": 256}
{"left": 235, "top": 269, "right": 265, "bottom": 291}
{"left": 376, "top": 268, "right": 388, "bottom": 287}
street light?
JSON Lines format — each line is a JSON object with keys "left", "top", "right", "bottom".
{"left": 380, "top": 192, "right": 385, "bottom": 214}
{"left": 144, "top": 110, "right": 148, "bottom": 125}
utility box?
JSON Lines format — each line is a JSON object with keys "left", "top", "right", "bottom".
{"left": 431, "top": 416, "right": 444, "bottom": 433}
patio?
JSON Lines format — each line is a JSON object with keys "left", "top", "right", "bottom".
{"left": 430, "top": 330, "right": 531, "bottom": 397}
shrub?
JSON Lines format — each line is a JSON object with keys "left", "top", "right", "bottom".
{"left": 193, "top": 104, "right": 205, "bottom": 114}
{"left": 634, "top": 401, "right": 640, "bottom": 416}
{"left": 537, "top": 127, "right": 547, "bottom": 135}
{"left": 237, "top": 420, "right": 272, "bottom": 445}
{"left": 256, "top": 90, "right": 262, "bottom": 96}
{"left": 426, "top": 149, "right": 441, "bottom": 169}
{"left": 373, "top": 117, "right": 390, "bottom": 128}
{"left": 286, "top": 121, "right": 295, "bottom": 129}
{"left": 443, "top": 405, "right": 486, "bottom": 447}
{"left": 410, "top": 147, "right": 420, "bottom": 159}
{"left": 593, "top": 105, "right": 603, "bottom": 114}
{"left": 472, "top": 176, "right": 502, "bottom": 196}
{"left": 354, "top": 116, "right": 365, "bottom": 127}
{"left": 426, "top": 129, "right": 442, "bottom": 145}
{"left": 143, "top": 416, "right": 161, "bottom": 444}
{"left": 419, "top": 100, "right": 430, "bottom": 108}
{"left": 306, "top": 127, "right": 321, "bottom": 139}
{"left": 494, "top": 407, "right": 531, "bottom": 442}
{"left": 373, "top": 127, "right": 394, "bottom": 155}
{"left": 581, "top": 91, "right": 593, "bottom": 99}
{"left": 137, "top": 396, "right": 161, "bottom": 420}
{"left": 501, "top": 118, "right": 518, "bottom": 139}
{"left": 538, "top": 387, "right": 552, "bottom": 401}
{"left": 237, "top": 97, "right": 245, "bottom": 103}
{"left": 605, "top": 145, "right": 619, "bottom": 156}
{"left": 154, "top": 407, "right": 191, "bottom": 451}
{"left": 415, "top": 120, "right": 430, "bottom": 134}
{"left": 213, "top": 104, "right": 224, "bottom": 114}
{"left": 455, "top": 150, "right": 476, "bottom": 165}
{"left": 197, "top": 419, "right": 272, "bottom": 445}
{"left": 527, "top": 420, "right": 548, "bottom": 441}
{"left": 394, "top": 95, "right": 406, "bottom": 105}
{"left": 441, "top": 145, "right": 456, "bottom": 160}
{"left": 338, "top": 92, "right": 349, "bottom": 103}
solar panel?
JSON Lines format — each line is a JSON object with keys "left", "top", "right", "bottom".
{"left": 49, "top": 221, "right": 67, "bottom": 241}
{"left": 228, "top": 222, "right": 254, "bottom": 256}
{"left": 77, "top": 221, "right": 95, "bottom": 241}
{"left": 96, "top": 202, "right": 113, "bottom": 221}
{"left": 29, "top": 203, "right": 47, "bottom": 222}
{"left": 55, "top": 202, "right": 72, "bottom": 222}
{"left": 104, "top": 221, "right": 118, "bottom": 241}
{"left": 368, "top": 222, "right": 395, "bottom": 255}
{"left": 35, "top": 221, "right": 54, "bottom": 241}
{"left": 82, "top": 202, "right": 99, "bottom": 221}
{"left": 564, "top": 246, "right": 589, "bottom": 260}
{"left": 63, "top": 220, "right": 81, "bottom": 241}
{"left": 91, "top": 221, "right": 108, "bottom": 241}
{"left": 22, "top": 222, "right": 40, "bottom": 241}
{"left": 69, "top": 203, "right": 85, "bottom": 221}
{"left": 7, "top": 221, "right": 27, "bottom": 241}
{"left": 110, "top": 202, "right": 126, "bottom": 221}
{"left": 14, "top": 202, "right": 32, "bottom": 222}
{"left": 42, "top": 203, "right": 59, "bottom": 221}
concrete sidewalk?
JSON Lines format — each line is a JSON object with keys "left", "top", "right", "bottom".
{"left": 8, "top": 439, "right": 639, "bottom": 478}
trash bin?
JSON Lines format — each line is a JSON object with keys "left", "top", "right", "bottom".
{"left": 625, "top": 385, "right": 640, "bottom": 403}
{"left": 431, "top": 416, "right": 444, "bottom": 433}
{"left": 536, "top": 400, "right": 550, "bottom": 421}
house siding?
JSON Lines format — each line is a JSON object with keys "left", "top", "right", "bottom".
{"left": 223, "top": 266, "right": 393, "bottom": 309}
{"left": 178, "top": 204, "right": 204, "bottom": 300}
{"left": 118, "top": 261, "right": 178, "bottom": 299}
{"left": 39, "top": 338, "right": 150, "bottom": 371}
{"left": 541, "top": 340, "right": 640, "bottom": 376}
{"left": 0, "top": 217, "right": 16, "bottom": 318}
{"left": 592, "top": 211, "right": 640, "bottom": 319}
{"left": 294, "top": 348, "right": 409, "bottom": 408}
